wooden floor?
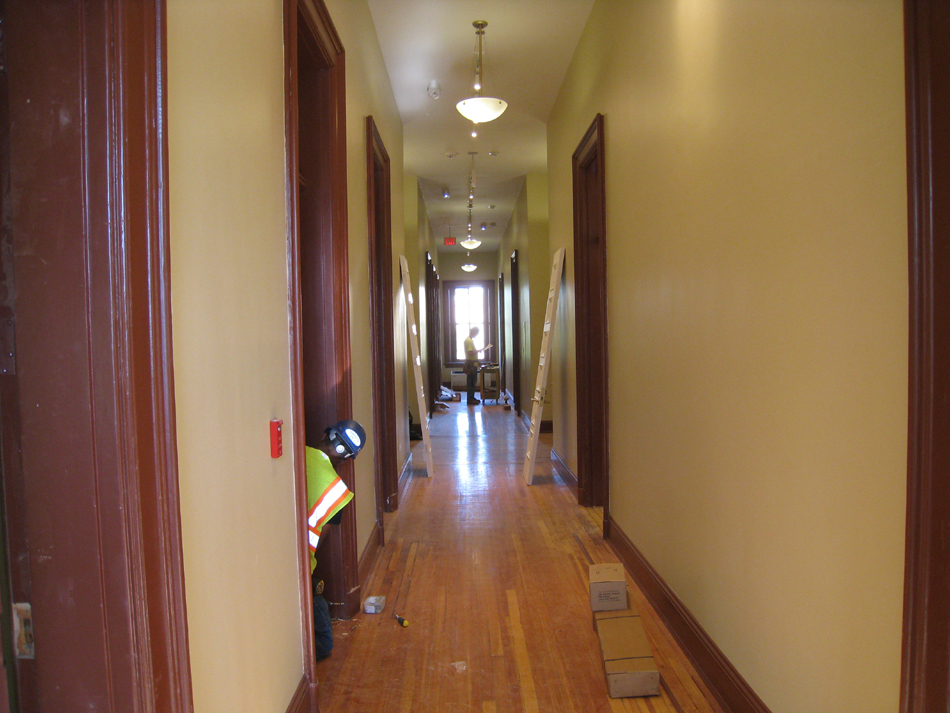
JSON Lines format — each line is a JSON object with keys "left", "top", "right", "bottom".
{"left": 316, "top": 399, "right": 725, "bottom": 713}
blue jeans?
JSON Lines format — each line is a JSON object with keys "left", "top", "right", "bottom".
{"left": 313, "top": 577, "right": 333, "bottom": 660}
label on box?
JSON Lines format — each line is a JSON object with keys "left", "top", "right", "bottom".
{"left": 589, "top": 563, "right": 627, "bottom": 611}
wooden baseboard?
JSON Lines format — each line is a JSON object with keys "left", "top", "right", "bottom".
{"left": 358, "top": 521, "right": 382, "bottom": 593}
{"left": 606, "top": 516, "right": 772, "bottom": 713}
{"left": 285, "top": 674, "right": 316, "bottom": 713}
{"left": 550, "top": 447, "right": 577, "bottom": 491}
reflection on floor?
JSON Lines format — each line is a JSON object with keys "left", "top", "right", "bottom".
{"left": 316, "top": 397, "right": 723, "bottom": 713}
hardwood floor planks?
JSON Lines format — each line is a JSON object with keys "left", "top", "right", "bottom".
{"left": 315, "top": 401, "right": 722, "bottom": 712}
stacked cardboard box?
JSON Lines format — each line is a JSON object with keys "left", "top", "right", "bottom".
{"left": 589, "top": 564, "right": 660, "bottom": 699}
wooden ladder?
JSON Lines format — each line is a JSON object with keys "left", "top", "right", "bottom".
{"left": 522, "top": 248, "right": 566, "bottom": 485}
{"left": 399, "top": 255, "right": 433, "bottom": 475}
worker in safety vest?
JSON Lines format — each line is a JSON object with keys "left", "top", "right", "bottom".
{"left": 308, "top": 419, "right": 366, "bottom": 660}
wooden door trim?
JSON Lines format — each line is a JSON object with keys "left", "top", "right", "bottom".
{"left": 425, "top": 254, "right": 442, "bottom": 412}
{"left": 3, "top": 1, "right": 192, "bottom": 708}
{"left": 901, "top": 2, "right": 950, "bottom": 711}
{"left": 510, "top": 251, "right": 522, "bottom": 414}
{"left": 108, "top": 2, "right": 193, "bottom": 708}
{"left": 366, "top": 116, "right": 397, "bottom": 517}
{"left": 572, "top": 114, "right": 609, "bottom": 519}
{"left": 284, "top": 0, "right": 353, "bottom": 706}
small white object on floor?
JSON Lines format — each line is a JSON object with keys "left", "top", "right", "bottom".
{"left": 363, "top": 595, "right": 386, "bottom": 614}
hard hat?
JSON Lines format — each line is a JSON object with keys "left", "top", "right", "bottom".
{"left": 325, "top": 419, "right": 367, "bottom": 459}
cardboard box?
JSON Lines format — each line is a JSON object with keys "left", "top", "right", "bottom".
{"left": 595, "top": 611, "right": 660, "bottom": 698}
{"left": 589, "top": 563, "right": 627, "bottom": 611}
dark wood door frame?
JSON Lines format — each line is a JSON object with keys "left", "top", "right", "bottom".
{"left": 901, "top": 2, "right": 950, "bottom": 712}
{"left": 425, "top": 254, "right": 442, "bottom": 410}
{"left": 285, "top": 0, "right": 358, "bottom": 706}
{"left": 366, "top": 116, "right": 397, "bottom": 517}
{"left": 573, "top": 114, "right": 609, "bottom": 517}
{"left": 510, "top": 251, "right": 522, "bottom": 415}
{"left": 0, "top": 1, "right": 192, "bottom": 710}
{"left": 498, "top": 273, "right": 507, "bottom": 398}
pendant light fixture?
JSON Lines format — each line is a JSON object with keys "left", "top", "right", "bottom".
{"left": 456, "top": 21, "right": 507, "bottom": 125}
{"left": 460, "top": 151, "right": 482, "bottom": 250}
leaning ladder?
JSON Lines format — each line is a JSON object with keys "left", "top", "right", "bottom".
{"left": 399, "top": 255, "right": 433, "bottom": 476}
{"left": 522, "top": 248, "right": 566, "bottom": 485}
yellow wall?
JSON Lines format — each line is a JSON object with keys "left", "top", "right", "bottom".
{"left": 405, "top": 177, "right": 441, "bottom": 422}
{"left": 548, "top": 2, "right": 907, "bottom": 711}
{"left": 498, "top": 174, "right": 551, "bottom": 417}
{"left": 167, "top": 1, "right": 300, "bottom": 710}
{"left": 168, "top": 0, "right": 404, "bottom": 709}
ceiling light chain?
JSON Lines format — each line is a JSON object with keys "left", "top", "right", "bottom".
{"left": 460, "top": 150, "right": 482, "bottom": 251}
{"left": 457, "top": 21, "right": 508, "bottom": 125}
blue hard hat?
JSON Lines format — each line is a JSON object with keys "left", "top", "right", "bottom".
{"left": 325, "top": 419, "right": 366, "bottom": 459}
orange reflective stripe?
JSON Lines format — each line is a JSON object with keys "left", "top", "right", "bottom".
{"left": 312, "top": 488, "right": 350, "bottom": 533}
{"left": 307, "top": 476, "right": 348, "bottom": 526}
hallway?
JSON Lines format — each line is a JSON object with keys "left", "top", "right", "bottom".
{"left": 315, "top": 401, "right": 723, "bottom": 712}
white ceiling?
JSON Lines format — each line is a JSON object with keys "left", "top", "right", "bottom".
{"left": 366, "top": 0, "right": 595, "bottom": 258}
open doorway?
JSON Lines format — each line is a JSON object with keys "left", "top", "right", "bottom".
{"left": 284, "top": 9, "right": 360, "bottom": 704}
{"left": 366, "top": 117, "right": 398, "bottom": 517}
{"left": 510, "top": 251, "right": 522, "bottom": 415}
{"left": 572, "top": 115, "right": 609, "bottom": 518}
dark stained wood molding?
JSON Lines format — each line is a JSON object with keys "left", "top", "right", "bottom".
{"left": 3, "top": 1, "right": 192, "bottom": 707}
{"left": 572, "top": 114, "right": 609, "bottom": 516}
{"left": 425, "top": 254, "right": 443, "bottom": 417}
{"left": 550, "top": 447, "right": 577, "bottom": 492}
{"left": 284, "top": 0, "right": 352, "bottom": 706}
{"left": 283, "top": 2, "right": 317, "bottom": 703}
{"left": 117, "top": 2, "right": 195, "bottom": 709}
{"left": 366, "top": 116, "right": 398, "bottom": 518}
{"left": 284, "top": 675, "right": 314, "bottom": 713}
{"left": 606, "top": 516, "right": 772, "bottom": 713}
{"left": 901, "top": 2, "right": 950, "bottom": 712}
{"left": 510, "top": 251, "right": 522, "bottom": 415}
{"left": 358, "top": 522, "right": 383, "bottom": 592}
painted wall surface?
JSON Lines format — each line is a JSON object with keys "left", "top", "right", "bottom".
{"left": 324, "top": 0, "right": 407, "bottom": 557}
{"left": 548, "top": 2, "right": 907, "bottom": 712}
{"left": 405, "top": 178, "right": 440, "bottom": 421}
{"left": 167, "top": 1, "right": 301, "bottom": 710}
{"left": 498, "top": 174, "right": 551, "bottom": 418}
{"left": 526, "top": 173, "right": 552, "bottom": 421}
{"left": 169, "top": 1, "right": 404, "bottom": 709}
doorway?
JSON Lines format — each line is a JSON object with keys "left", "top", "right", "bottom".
{"left": 425, "top": 254, "right": 442, "bottom": 414}
{"left": 572, "top": 114, "right": 609, "bottom": 515}
{"left": 510, "top": 251, "right": 522, "bottom": 415}
{"left": 284, "top": 4, "right": 360, "bottom": 694}
{"left": 366, "top": 117, "right": 398, "bottom": 517}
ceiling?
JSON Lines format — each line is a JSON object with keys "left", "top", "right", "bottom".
{"left": 366, "top": 0, "right": 595, "bottom": 259}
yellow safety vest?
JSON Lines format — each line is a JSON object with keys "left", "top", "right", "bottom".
{"left": 306, "top": 447, "right": 353, "bottom": 573}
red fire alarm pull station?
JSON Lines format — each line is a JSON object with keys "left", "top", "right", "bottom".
{"left": 270, "top": 419, "right": 283, "bottom": 458}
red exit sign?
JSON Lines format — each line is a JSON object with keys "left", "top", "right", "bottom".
{"left": 444, "top": 237, "right": 456, "bottom": 246}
